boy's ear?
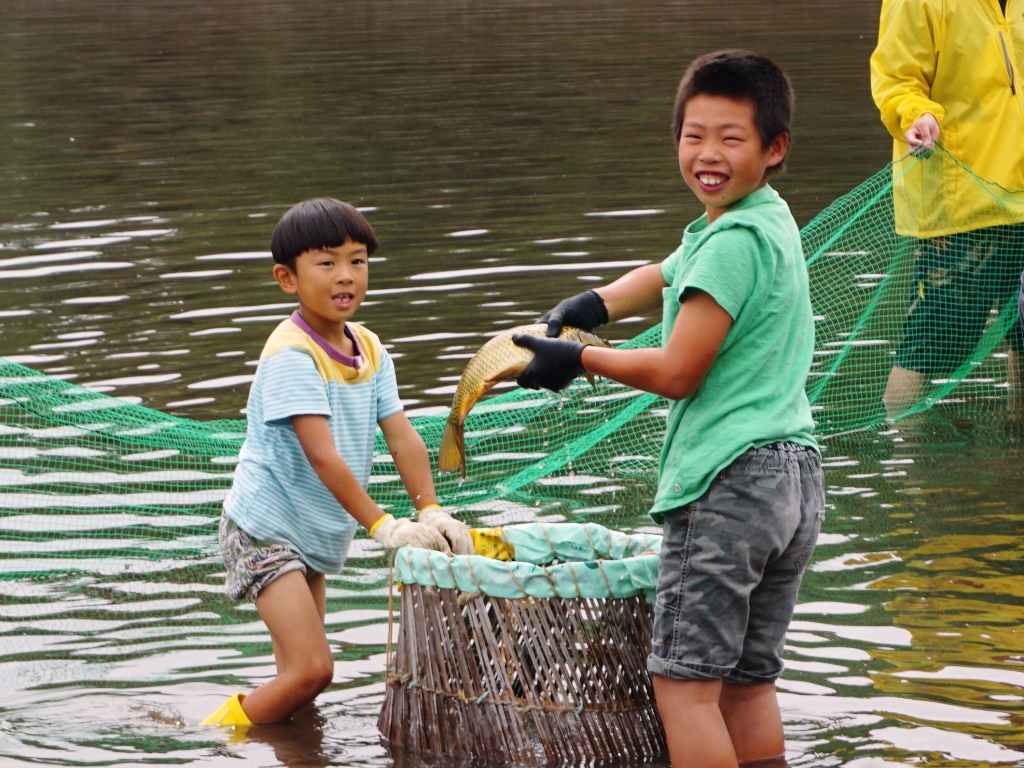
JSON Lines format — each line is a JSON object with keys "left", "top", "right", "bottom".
{"left": 273, "top": 263, "right": 298, "bottom": 294}
{"left": 766, "top": 131, "right": 790, "bottom": 169}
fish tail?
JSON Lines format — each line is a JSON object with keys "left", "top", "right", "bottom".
{"left": 438, "top": 419, "right": 466, "bottom": 478}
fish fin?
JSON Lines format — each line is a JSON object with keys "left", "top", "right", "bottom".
{"left": 584, "top": 371, "right": 598, "bottom": 388}
{"left": 438, "top": 419, "right": 466, "bottom": 478}
{"left": 482, "top": 363, "right": 524, "bottom": 387}
{"left": 578, "top": 330, "right": 614, "bottom": 349}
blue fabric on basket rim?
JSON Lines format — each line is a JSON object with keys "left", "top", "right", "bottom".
{"left": 392, "top": 522, "right": 661, "bottom": 601}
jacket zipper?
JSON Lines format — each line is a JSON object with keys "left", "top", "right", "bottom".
{"left": 999, "top": 31, "right": 1017, "bottom": 95}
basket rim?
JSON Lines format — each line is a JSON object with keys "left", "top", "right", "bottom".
{"left": 392, "top": 521, "right": 661, "bottom": 600}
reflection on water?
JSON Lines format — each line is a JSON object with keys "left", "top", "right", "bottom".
{"left": 2, "top": 414, "right": 1023, "bottom": 767}
{"left": 790, "top": 416, "right": 1024, "bottom": 766}
{"left": 3, "top": 1, "right": 1024, "bottom": 766}
{"left": 1, "top": 0, "right": 890, "bottom": 422}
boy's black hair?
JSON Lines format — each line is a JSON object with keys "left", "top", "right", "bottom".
{"left": 271, "top": 198, "right": 380, "bottom": 268}
{"left": 671, "top": 50, "right": 794, "bottom": 171}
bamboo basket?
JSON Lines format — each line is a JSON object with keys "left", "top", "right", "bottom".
{"left": 378, "top": 579, "right": 666, "bottom": 765}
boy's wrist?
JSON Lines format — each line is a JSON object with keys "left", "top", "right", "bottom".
{"left": 368, "top": 513, "right": 393, "bottom": 537}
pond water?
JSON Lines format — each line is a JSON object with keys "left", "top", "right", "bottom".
{"left": 2, "top": 1, "right": 1024, "bottom": 766}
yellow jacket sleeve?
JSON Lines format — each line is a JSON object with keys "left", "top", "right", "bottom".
{"left": 870, "top": 0, "right": 946, "bottom": 142}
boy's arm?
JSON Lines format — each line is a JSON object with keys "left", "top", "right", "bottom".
{"left": 516, "top": 289, "right": 731, "bottom": 400}
{"left": 596, "top": 263, "right": 668, "bottom": 322}
{"left": 378, "top": 411, "right": 474, "bottom": 554}
{"left": 584, "top": 290, "right": 731, "bottom": 399}
{"left": 377, "top": 411, "right": 437, "bottom": 510}
{"left": 291, "top": 414, "right": 451, "bottom": 552}
{"left": 540, "top": 263, "right": 666, "bottom": 336}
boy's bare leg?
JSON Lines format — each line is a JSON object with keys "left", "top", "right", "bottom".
{"left": 883, "top": 365, "right": 924, "bottom": 420}
{"left": 243, "top": 570, "right": 334, "bottom": 723}
{"left": 268, "top": 573, "right": 327, "bottom": 677}
{"left": 307, "top": 571, "right": 328, "bottom": 622}
{"left": 719, "top": 681, "right": 785, "bottom": 763}
{"left": 653, "top": 676, "right": 737, "bottom": 768}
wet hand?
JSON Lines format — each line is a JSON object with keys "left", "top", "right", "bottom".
{"left": 512, "top": 333, "right": 585, "bottom": 392}
{"left": 417, "top": 505, "right": 474, "bottom": 555}
{"left": 905, "top": 113, "right": 940, "bottom": 156}
{"left": 370, "top": 514, "right": 452, "bottom": 553}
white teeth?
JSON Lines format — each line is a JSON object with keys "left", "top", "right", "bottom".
{"left": 699, "top": 174, "right": 724, "bottom": 186}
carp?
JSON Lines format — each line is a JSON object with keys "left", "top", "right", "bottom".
{"left": 437, "top": 323, "right": 611, "bottom": 477}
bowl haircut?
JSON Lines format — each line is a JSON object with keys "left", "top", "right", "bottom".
{"left": 271, "top": 198, "right": 380, "bottom": 268}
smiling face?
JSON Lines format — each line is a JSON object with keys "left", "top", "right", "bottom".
{"left": 677, "top": 94, "right": 789, "bottom": 225}
{"left": 273, "top": 238, "right": 369, "bottom": 347}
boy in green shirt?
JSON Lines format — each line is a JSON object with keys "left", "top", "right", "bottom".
{"left": 514, "top": 50, "right": 824, "bottom": 767}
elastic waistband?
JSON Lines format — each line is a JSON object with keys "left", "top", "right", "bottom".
{"left": 761, "top": 441, "right": 815, "bottom": 454}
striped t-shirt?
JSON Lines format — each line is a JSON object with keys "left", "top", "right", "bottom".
{"left": 222, "top": 312, "right": 403, "bottom": 574}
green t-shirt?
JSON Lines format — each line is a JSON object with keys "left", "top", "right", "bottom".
{"left": 652, "top": 185, "right": 818, "bottom": 521}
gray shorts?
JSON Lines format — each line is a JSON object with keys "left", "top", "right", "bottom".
{"left": 218, "top": 514, "right": 310, "bottom": 603}
{"left": 648, "top": 442, "right": 825, "bottom": 684}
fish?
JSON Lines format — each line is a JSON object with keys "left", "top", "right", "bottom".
{"left": 437, "top": 323, "right": 612, "bottom": 477}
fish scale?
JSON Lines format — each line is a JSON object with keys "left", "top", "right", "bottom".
{"left": 437, "top": 323, "right": 613, "bottom": 477}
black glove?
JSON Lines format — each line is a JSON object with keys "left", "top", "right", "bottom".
{"left": 512, "top": 334, "right": 585, "bottom": 392}
{"left": 538, "top": 290, "right": 608, "bottom": 337}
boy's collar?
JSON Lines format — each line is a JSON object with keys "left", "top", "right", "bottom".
{"left": 706, "top": 184, "right": 777, "bottom": 222}
{"left": 290, "top": 310, "right": 364, "bottom": 368}
{"left": 732, "top": 183, "right": 777, "bottom": 209}
{"left": 687, "top": 184, "right": 778, "bottom": 236}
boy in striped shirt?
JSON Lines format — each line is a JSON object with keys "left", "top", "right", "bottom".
{"left": 203, "top": 198, "right": 472, "bottom": 727}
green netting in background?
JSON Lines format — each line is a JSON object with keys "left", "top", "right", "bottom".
{"left": 1, "top": 147, "right": 1022, "bottom": 580}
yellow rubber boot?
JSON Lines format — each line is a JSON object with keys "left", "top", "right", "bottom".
{"left": 201, "top": 693, "right": 252, "bottom": 727}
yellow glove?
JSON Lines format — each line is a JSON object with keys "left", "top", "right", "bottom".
{"left": 370, "top": 513, "right": 452, "bottom": 553}
{"left": 469, "top": 527, "right": 514, "bottom": 560}
{"left": 417, "top": 505, "right": 475, "bottom": 555}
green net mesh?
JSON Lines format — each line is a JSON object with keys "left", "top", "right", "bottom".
{"left": 1, "top": 146, "right": 1022, "bottom": 583}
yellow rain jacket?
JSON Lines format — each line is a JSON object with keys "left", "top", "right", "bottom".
{"left": 870, "top": 0, "right": 1024, "bottom": 236}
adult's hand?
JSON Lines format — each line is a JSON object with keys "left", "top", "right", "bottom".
{"left": 905, "top": 113, "right": 940, "bottom": 155}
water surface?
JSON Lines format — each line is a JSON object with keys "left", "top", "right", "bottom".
{"left": 3, "top": 2, "right": 1024, "bottom": 766}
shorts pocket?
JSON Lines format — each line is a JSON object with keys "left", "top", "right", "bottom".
{"left": 795, "top": 507, "right": 825, "bottom": 572}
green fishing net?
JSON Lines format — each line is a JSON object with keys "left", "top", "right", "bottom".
{"left": 1, "top": 147, "right": 1022, "bottom": 582}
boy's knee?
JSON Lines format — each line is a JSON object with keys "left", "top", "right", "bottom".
{"left": 310, "top": 653, "right": 335, "bottom": 692}
{"left": 294, "top": 651, "right": 335, "bottom": 697}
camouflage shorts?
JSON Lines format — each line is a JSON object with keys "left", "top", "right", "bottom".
{"left": 897, "top": 224, "right": 1024, "bottom": 376}
{"left": 648, "top": 442, "right": 825, "bottom": 684}
{"left": 218, "top": 515, "right": 309, "bottom": 603}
